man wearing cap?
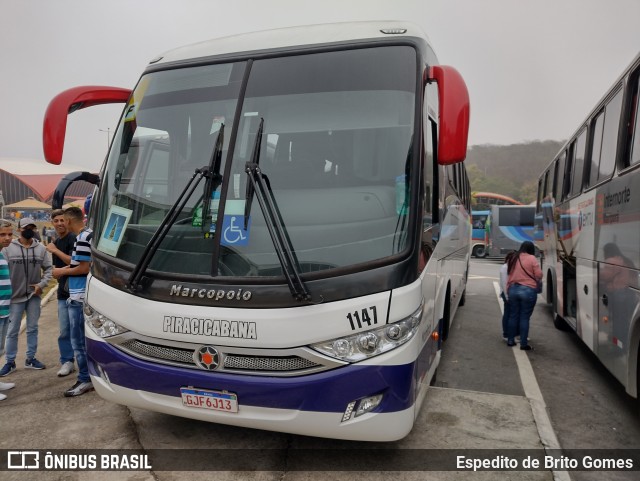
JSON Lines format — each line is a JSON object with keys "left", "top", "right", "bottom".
{"left": 0, "top": 217, "right": 52, "bottom": 376}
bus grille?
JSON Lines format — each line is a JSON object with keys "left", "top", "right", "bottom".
{"left": 119, "top": 339, "right": 194, "bottom": 364}
{"left": 116, "top": 339, "right": 322, "bottom": 375}
{"left": 224, "top": 355, "right": 318, "bottom": 371}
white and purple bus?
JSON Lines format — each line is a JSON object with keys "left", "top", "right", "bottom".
{"left": 43, "top": 22, "right": 470, "bottom": 441}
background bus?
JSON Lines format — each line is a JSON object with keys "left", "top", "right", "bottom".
{"left": 471, "top": 209, "right": 490, "bottom": 258}
{"left": 486, "top": 204, "right": 537, "bottom": 258}
{"left": 42, "top": 22, "right": 471, "bottom": 441}
{"left": 537, "top": 51, "right": 640, "bottom": 402}
{"left": 470, "top": 193, "right": 526, "bottom": 258}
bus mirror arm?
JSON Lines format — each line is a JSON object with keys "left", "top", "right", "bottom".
{"left": 427, "top": 66, "right": 470, "bottom": 165}
{"left": 51, "top": 171, "right": 100, "bottom": 210}
{"left": 43, "top": 86, "right": 132, "bottom": 165}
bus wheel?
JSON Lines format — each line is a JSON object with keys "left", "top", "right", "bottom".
{"left": 441, "top": 298, "right": 451, "bottom": 342}
{"left": 429, "top": 367, "right": 438, "bottom": 387}
{"left": 472, "top": 245, "right": 486, "bottom": 258}
{"left": 553, "top": 315, "right": 571, "bottom": 331}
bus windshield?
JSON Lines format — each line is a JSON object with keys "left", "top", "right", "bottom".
{"left": 95, "top": 46, "right": 417, "bottom": 278}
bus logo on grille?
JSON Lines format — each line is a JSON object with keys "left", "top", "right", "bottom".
{"left": 195, "top": 346, "right": 220, "bottom": 370}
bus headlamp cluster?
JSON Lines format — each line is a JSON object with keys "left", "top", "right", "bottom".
{"left": 84, "top": 303, "right": 129, "bottom": 338}
{"left": 311, "top": 302, "right": 423, "bottom": 362}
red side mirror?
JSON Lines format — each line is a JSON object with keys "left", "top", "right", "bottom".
{"left": 428, "top": 66, "right": 470, "bottom": 165}
{"left": 43, "top": 86, "right": 132, "bottom": 165}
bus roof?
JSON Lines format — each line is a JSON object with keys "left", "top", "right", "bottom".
{"left": 543, "top": 50, "right": 640, "bottom": 173}
{"left": 153, "top": 21, "right": 431, "bottom": 66}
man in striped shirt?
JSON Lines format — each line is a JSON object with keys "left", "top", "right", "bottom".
{"left": 53, "top": 207, "right": 94, "bottom": 397}
{"left": 0, "top": 219, "right": 16, "bottom": 400}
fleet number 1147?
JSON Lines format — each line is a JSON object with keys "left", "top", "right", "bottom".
{"left": 346, "top": 306, "right": 378, "bottom": 330}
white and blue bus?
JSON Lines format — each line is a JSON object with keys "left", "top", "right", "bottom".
{"left": 486, "top": 204, "right": 537, "bottom": 259}
{"left": 43, "top": 22, "right": 471, "bottom": 441}
{"left": 537, "top": 52, "right": 640, "bottom": 402}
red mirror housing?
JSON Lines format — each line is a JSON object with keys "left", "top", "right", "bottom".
{"left": 43, "top": 86, "right": 132, "bottom": 165}
{"left": 428, "top": 66, "right": 470, "bottom": 165}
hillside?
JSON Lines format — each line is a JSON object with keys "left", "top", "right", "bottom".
{"left": 465, "top": 140, "right": 565, "bottom": 204}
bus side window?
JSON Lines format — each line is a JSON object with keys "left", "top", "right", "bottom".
{"left": 556, "top": 151, "right": 568, "bottom": 201}
{"left": 570, "top": 127, "right": 588, "bottom": 195}
{"left": 628, "top": 75, "right": 640, "bottom": 167}
{"left": 536, "top": 175, "right": 544, "bottom": 210}
{"left": 547, "top": 159, "right": 560, "bottom": 201}
{"left": 596, "top": 88, "right": 624, "bottom": 181}
{"left": 587, "top": 110, "right": 605, "bottom": 187}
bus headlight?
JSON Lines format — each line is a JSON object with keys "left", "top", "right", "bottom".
{"left": 310, "top": 301, "right": 423, "bottom": 362}
{"left": 84, "top": 303, "right": 129, "bottom": 338}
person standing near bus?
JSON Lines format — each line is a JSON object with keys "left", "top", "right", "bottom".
{"left": 0, "top": 219, "right": 16, "bottom": 399}
{"left": 500, "top": 251, "right": 517, "bottom": 340}
{"left": 0, "top": 219, "right": 14, "bottom": 357}
{"left": 506, "top": 241, "right": 542, "bottom": 351}
{"left": 53, "top": 207, "right": 93, "bottom": 397}
{"left": 0, "top": 217, "right": 53, "bottom": 376}
{"left": 46, "top": 209, "right": 77, "bottom": 377}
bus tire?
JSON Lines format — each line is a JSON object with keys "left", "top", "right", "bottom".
{"left": 429, "top": 367, "right": 438, "bottom": 387}
{"left": 441, "top": 295, "right": 452, "bottom": 342}
{"left": 472, "top": 245, "right": 486, "bottom": 258}
{"left": 553, "top": 314, "right": 571, "bottom": 331}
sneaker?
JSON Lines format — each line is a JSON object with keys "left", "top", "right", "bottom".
{"left": 57, "top": 361, "right": 76, "bottom": 377}
{"left": 25, "top": 358, "right": 46, "bottom": 370}
{"left": 0, "top": 362, "right": 16, "bottom": 377}
{"left": 520, "top": 345, "right": 534, "bottom": 351}
{"left": 0, "top": 381, "right": 15, "bottom": 391}
{"left": 0, "top": 393, "right": 6, "bottom": 401}
{"left": 64, "top": 381, "right": 94, "bottom": 397}
{"left": 507, "top": 341, "right": 516, "bottom": 347}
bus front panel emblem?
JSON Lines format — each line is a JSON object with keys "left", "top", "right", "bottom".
{"left": 195, "top": 346, "right": 220, "bottom": 370}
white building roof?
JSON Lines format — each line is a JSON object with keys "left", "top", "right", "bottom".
{"left": 0, "top": 158, "right": 86, "bottom": 176}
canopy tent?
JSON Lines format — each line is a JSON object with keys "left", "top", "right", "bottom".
{"left": 1, "top": 197, "right": 51, "bottom": 219}
{"left": 62, "top": 199, "right": 85, "bottom": 210}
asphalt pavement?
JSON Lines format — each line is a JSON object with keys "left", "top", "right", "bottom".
{"left": 0, "top": 272, "right": 560, "bottom": 480}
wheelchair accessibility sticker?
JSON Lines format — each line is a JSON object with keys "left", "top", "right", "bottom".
{"left": 221, "top": 215, "right": 250, "bottom": 246}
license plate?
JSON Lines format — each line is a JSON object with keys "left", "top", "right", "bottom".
{"left": 180, "top": 387, "right": 238, "bottom": 413}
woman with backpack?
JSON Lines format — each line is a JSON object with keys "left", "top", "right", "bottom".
{"left": 506, "top": 241, "right": 542, "bottom": 351}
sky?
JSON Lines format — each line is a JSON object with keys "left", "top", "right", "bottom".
{"left": 1, "top": 0, "right": 640, "bottom": 173}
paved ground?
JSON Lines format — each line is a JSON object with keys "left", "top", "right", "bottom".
{"left": 0, "top": 280, "right": 555, "bottom": 481}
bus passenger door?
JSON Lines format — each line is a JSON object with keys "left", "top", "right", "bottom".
{"left": 597, "top": 263, "right": 637, "bottom": 384}
{"left": 576, "top": 259, "right": 597, "bottom": 352}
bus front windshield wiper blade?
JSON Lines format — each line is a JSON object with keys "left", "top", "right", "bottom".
{"left": 201, "top": 124, "right": 224, "bottom": 233}
{"left": 244, "top": 119, "right": 314, "bottom": 303}
{"left": 128, "top": 128, "right": 226, "bottom": 292}
{"left": 127, "top": 167, "right": 208, "bottom": 292}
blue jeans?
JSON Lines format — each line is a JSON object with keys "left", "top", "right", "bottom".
{"left": 5, "top": 296, "right": 41, "bottom": 362}
{"left": 0, "top": 315, "right": 9, "bottom": 356}
{"left": 501, "top": 292, "right": 510, "bottom": 338}
{"left": 58, "top": 299, "right": 74, "bottom": 364}
{"left": 501, "top": 292, "right": 520, "bottom": 339}
{"left": 507, "top": 284, "right": 537, "bottom": 347}
{"left": 68, "top": 299, "right": 89, "bottom": 383}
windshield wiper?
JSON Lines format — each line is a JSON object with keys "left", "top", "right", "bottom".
{"left": 127, "top": 128, "right": 226, "bottom": 292}
{"left": 201, "top": 124, "right": 224, "bottom": 233}
{"left": 243, "top": 119, "right": 262, "bottom": 230}
{"left": 127, "top": 167, "right": 208, "bottom": 292}
{"left": 244, "top": 119, "right": 313, "bottom": 302}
